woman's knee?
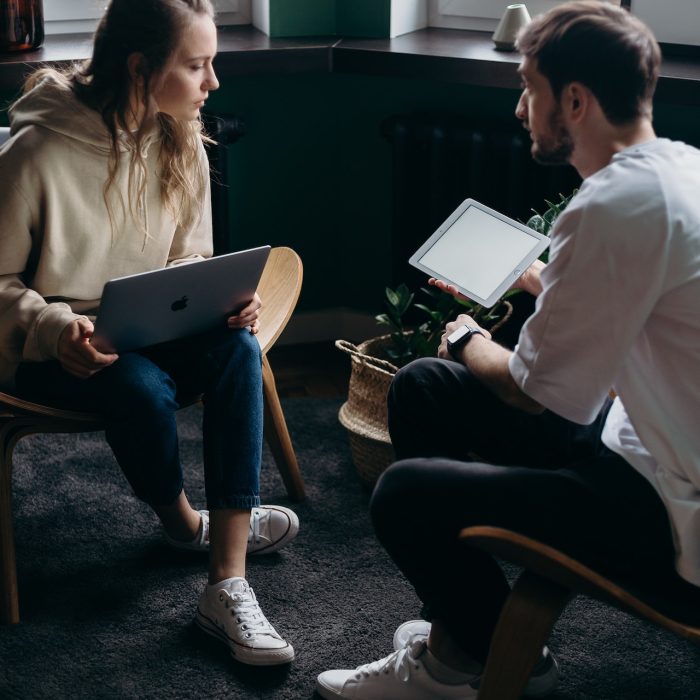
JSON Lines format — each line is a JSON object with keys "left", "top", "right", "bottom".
{"left": 100, "top": 354, "right": 177, "bottom": 417}
{"left": 210, "top": 328, "right": 262, "bottom": 376}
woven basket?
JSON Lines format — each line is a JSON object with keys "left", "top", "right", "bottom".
{"left": 335, "top": 336, "right": 399, "bottom": 486}
{"left": 335, "top": 302, "right": 514, "bottom": 486}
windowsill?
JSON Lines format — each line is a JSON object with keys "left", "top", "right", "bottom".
{"left": 1, "top": 26, "right": 699, "bottom": 104}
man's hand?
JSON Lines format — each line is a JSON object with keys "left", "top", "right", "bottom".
{"left": 511, "top": 259, "right": 546, "bottom": 296}
{"left": 58, "top": 318, "right": 119, "bottom": 378}
{"left": 227, "top": 293, "right": 262, "bottom": 335}
{"left": 438, "top": 313, "right": 491, "bottom": 360}
{"left": 428, "top": 277, "right": 468, "bottom": 301}
{"left": 431, "top": 259, "right": 547, "bottom": 300}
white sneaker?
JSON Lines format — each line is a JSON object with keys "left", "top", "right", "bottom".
{"left": 392, "top": 619, "right": 430, "bottom": 650}
{"left": 163, "top": 505, "right": 299, "bottom": 555}
{"left": 196, "top": 577, "right": 295, "bottom": 666}
{"left": 248, "top": 504, "right": 300, "bottom": 555}
{"left": 392, "top": 620, "right": 560, "bottom": 698}
{"left": 316, "top": 638, "right": 479, "bottom": 700}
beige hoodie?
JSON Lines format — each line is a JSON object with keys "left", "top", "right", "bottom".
{"left": 0, "top": 73, "right": 212, "bottom": 389}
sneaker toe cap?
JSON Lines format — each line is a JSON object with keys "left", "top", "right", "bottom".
{"left": 316, "top": 669, "right": 355, "bottom": 698}
{"left": 268, "top": 506, "right": 300, "bottom": 539}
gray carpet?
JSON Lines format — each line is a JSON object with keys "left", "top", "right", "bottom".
{"left": 1, "top": 397, "right": 699, "bottom": 699}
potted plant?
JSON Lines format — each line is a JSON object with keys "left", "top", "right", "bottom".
{"left": 337, "top": 191, "right": 576, "bottom": 486}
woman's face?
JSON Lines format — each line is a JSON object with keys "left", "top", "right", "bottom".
{"left": 153, "top": 13, "right": 219, "bottom": 121}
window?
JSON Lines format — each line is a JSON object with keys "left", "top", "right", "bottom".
{"left": 428, "top": 1, "right": 622, "bottom": 31}
{"left": 630, "top": 0, "right": 700, "bottom": 46}
{"left": 45, "top": 0, "right": 252, "bottom": 35}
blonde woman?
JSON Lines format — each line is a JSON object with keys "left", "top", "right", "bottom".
{"left": 0, "top": 0, "right": 296, "bottom": 666}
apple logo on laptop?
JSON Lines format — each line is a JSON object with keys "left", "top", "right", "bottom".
{"left": 170, "top": 296, "right": 188, "bottom": 312}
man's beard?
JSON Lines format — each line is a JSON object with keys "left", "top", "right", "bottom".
{"left": 531, "top": 105, "right": 574, "bottom": 165}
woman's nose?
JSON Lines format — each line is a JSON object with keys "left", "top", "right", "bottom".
{"left": 206, "top": 67, "right": 219, "bottom": 91}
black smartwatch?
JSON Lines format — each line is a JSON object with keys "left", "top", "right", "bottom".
{"left": 446, "top": 324, "right": 484, "bottom": 360}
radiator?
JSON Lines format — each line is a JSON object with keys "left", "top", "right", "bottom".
{"left": 381, "top": 113, "right": 581, "bottom": 287}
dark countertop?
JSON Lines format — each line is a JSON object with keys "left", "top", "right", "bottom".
{"left": 1, "top": 25, "right": 699, "bottom": 104}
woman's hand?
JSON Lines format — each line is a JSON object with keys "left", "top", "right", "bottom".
{"left": 58, "top": 318, "right": 119, "bottom": 378}
{"left": 227, "top": 293, "right": 262, "bottom": 334}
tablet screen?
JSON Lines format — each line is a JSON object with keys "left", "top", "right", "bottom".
{"left": 410, "top": 199, "right": 550, "bottom": 307}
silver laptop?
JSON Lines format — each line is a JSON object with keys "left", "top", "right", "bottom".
{"left": 91, "top": 245, "right": 271, "bottom": 353}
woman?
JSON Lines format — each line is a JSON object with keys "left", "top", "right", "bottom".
{"left": 0, "top": 0, "right": 296, "bottom": 666}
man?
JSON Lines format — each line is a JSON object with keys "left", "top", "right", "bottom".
{"left": 316, "top": 2, "right": 700, "bottom": 698}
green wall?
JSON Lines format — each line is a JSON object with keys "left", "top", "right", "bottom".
{"left": 206, "top": 74, "right": 521, "bottom": 313}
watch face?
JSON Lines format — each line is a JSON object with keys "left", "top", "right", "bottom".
{"left": 447, "top": 325, "right": 471, "bottom": 344}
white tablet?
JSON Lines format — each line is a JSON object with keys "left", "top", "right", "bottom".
{"left": 409, "top": 198, "right": 551, "bottom": 308}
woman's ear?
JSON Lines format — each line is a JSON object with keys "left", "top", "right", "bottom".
{"left": 127, "top": 52, "right": 146, "bottom": 86}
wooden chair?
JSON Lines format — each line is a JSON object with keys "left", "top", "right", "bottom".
{"left": 0, "top": 246, "right": 305, "bottom": 625}
{"left": 460, "top": 526, "right": 700, "bottom": 700}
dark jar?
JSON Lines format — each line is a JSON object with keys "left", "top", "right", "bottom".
{"left": 0, "top": 0, "right": 44, "bottom": 53}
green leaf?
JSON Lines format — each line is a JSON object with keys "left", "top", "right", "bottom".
{"left": 385, "top": 287, "right": 400, "bottom": 308}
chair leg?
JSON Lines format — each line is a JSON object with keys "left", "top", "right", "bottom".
{"left": 0, "top": 420, "right": 20, "bottom": 624}
{"left": 261, "top": 355, "right": 306, "bottom": 502}
{"left": 477, "top": 570, "right": 572, "bottom": 700}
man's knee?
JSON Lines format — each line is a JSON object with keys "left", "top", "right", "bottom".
{"left": 391, "top": 357, "right": 440, "bottom": 398}
{"left": 370, "top": 458, "right": 428, "bottom": 535}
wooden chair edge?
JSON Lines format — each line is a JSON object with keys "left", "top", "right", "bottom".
{"left": 460, "top": 525, "right": 700, "bottom": 643}
{"left": 256, "top": 246, "right": 303, "bottom": 356}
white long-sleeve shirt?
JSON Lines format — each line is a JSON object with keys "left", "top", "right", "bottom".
{"left": 510, "top": 139, "right": 700, "bottom": 586}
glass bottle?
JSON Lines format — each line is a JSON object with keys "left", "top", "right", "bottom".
{"left": 0, "top": 0, "right": 44, "bottom": 53}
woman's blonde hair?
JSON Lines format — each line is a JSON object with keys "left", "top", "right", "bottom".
{"left": 24, "top": 0, "right": 215, "bottom": 236}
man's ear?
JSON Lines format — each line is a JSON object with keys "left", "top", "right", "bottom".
{"left": 562, "top": 82, "right": 588, "bottom": 122}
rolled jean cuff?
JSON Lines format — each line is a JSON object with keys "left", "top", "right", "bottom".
{"left": 207, "top": 494, "right": 261, "bottom": 510}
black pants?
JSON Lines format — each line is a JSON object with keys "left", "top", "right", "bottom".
{"left": 370, "top": 357, "right": 680, "bottom": 663}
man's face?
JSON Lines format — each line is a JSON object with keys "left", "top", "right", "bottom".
{"left": 515, "top": 56, "right": 574, "bottom": 165}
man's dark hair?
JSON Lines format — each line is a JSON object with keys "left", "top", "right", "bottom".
{"left": 517, "top": 0, "right": 660, "bottom": 124}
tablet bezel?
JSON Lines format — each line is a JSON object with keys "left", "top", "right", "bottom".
{"left": 408, "top": 198, "right": 551, "bottom": 308}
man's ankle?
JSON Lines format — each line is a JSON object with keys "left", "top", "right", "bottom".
{"left": 423, "top": 645, "right": 482, "bottom": 683}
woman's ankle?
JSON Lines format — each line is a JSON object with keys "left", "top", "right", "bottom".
{"left": 155, "top": 491, "right": 202, "bottom": 541}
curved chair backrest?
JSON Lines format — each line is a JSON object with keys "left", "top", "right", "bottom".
{"left": 461, "top": 526, "right": 700, "bottom": 641}
{"left": 460, "top": 526, "right": 700, "bottom": 700}
{"left": 255, "top": 246, "right": 303, "bottom": 355}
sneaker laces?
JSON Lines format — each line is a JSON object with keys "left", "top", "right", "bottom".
{"left": 224, "top": 585, "right": 282, "bottom": 641}
{"left": 355, "top": 638, "right": 425, "bottom": 683}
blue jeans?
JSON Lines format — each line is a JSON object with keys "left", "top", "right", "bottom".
{"left": 15, "top": 328, "right": 263, "bottom": 509}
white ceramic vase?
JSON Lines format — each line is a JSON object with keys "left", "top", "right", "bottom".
{"left": 493, "top": 3, "right": 532, "bottom": 52}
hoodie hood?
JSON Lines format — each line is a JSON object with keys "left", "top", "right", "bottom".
{"left": 8, "top": 71, "right": 162, "bottom": 248}
{"left": 9, "top": 72, "right": 113, "bottom": 152}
